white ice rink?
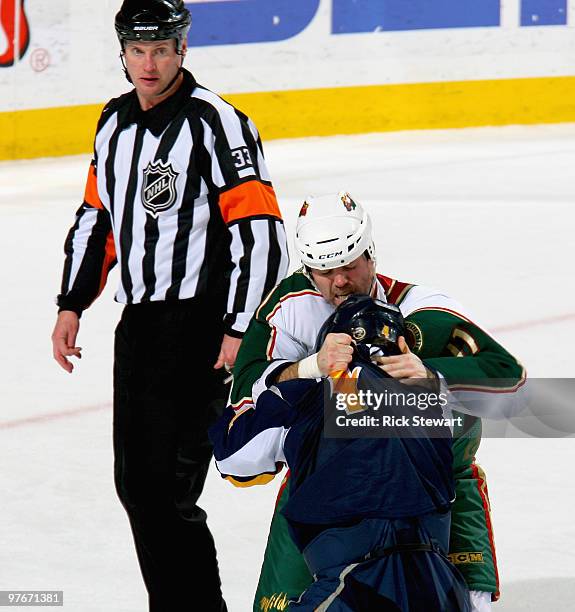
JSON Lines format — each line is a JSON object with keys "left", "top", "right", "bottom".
{"left": 1, "top": 125, "right": 574, "bottom": 611}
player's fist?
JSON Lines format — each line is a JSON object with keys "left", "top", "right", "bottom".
{"left": 376, "top": 336, "right": 438, "bottom": 389}
{"left": 317, "top": 332, "right": 354, "bottom": 375}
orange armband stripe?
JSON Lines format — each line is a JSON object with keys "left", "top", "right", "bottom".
{"left": 219, "top": 181, "right": 282, "bottom": 225}
{"left": 99, "top": 231, "right": 116, "bottom": 293}
{"left": 84, "top": 163, "right": 104, "bottom": 210}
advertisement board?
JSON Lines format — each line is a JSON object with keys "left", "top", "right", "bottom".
{"left": 1, "top": 0, "right": 574, "bottom": 159}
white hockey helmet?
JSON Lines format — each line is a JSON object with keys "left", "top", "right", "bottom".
{"left": 295, "top": 192, "right": 376, "bottom": 270}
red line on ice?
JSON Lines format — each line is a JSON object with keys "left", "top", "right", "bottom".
{"left": 491, "top": 312, "right": 575, "bottom": 334}
{"left": 0, "top": 313, "right": 573, "bottom": 430}
{"left": 0, "top": 402, "right": 111, "bottom": 430}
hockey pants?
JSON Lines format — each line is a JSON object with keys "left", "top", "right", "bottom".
{"left": 290, "top": 514, "right": 470, "bottom": 611}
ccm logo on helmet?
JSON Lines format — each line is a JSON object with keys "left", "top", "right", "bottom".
{"left": 319, "top": 252, "right": 343, "bottom": 259}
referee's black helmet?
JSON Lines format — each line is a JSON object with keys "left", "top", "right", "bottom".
{"left": 115, "top": 0, "right": 191, "bottom": 53}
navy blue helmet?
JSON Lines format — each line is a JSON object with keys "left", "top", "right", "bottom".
{"left": 315, "top": 294, "right": 407, "bottom": 361}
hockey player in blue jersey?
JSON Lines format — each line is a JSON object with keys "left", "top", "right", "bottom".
{"left": 210, "top": 295, "right": 471, "bottom": 611}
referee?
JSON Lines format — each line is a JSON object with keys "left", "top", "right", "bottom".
{"left": 50, "top": 1, "right": 289, "bottom": 610}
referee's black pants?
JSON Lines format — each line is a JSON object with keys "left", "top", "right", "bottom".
{"left": 113, "top": 298, "right": 228, "bottom": 612}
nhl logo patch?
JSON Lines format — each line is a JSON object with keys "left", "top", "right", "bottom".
{"left": 141, "top": 160, "right": 179, "bottom": 217}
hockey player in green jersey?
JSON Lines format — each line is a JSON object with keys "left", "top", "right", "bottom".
{"left": 227, "top": 192, "right": 525, "bottom": 611}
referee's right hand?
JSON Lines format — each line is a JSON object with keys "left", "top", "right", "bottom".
{"left": 52, "top": 311, "right": 82, "bottom": 373}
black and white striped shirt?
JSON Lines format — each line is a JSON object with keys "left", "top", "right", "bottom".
{"left": 57, "top": 70, "right": 289, "bottom": 335}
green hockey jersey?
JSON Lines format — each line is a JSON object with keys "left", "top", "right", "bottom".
{"left": 226, "top": 270, "right": 525, "bottom": 608}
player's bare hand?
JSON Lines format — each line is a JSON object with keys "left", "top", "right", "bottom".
{"left": 51, "top": 311, "right": 82, "bottom": 373}
{"left": 376, "top": 336, "right": 437, "bottom": 388}
{"left": 214, "top": 334, "right": 242, "bottom": 371}
{"left": 317, "top": 333, "right": 354, "bottom": 375}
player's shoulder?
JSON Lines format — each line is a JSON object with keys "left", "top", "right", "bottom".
{"left": 377, "top": 273, "right": 417, "bottom": 306}
{"left": 400, "top": 284, "right": 469, "bottom": 322}
{"left": 376, "top": 272, "right": 469, "bottom": 320}
{"left": 255, "top": 269, "right": 321, "bottom": 320}
{"left": 275, "top": 268, "right": 321, "bottom": 301}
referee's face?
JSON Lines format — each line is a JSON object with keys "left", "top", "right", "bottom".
{"left": 310, "top": 255, "right": 376, "bottom": 307}
{"left": 124, "top": 40, "right": 185, "bottom": 109}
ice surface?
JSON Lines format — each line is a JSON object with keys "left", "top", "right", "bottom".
{"left": 0, "top": 125, "right": 574, "bottom": 610}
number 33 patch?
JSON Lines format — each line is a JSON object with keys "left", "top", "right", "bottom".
{"left": 231, "top": 147, "right": 253, "bottom": 169}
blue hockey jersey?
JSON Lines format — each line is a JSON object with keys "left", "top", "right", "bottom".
{"left": 210, "top": 361, "right": 455, "bottom": 552}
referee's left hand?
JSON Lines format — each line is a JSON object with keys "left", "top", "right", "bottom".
{"left": 214, "top": 334, "right": 242, "bottom": 371}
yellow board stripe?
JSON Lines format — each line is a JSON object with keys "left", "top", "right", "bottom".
{"left": 2, "top": 75, "right": 575, "bottom": 160}
{"left": 0, "top": 103, "right": 103, "bottom": 161}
